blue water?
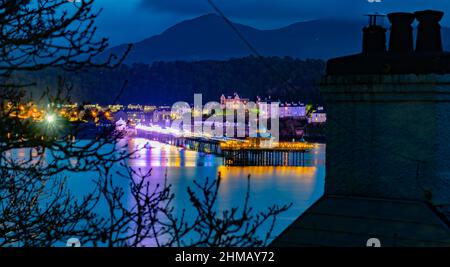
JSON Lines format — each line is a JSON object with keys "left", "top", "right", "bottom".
{"left": 126, "top": 138, "right": 326, "bottom": 244}
{"left": 36, "top": 138, "right": 325, "bottom": 246}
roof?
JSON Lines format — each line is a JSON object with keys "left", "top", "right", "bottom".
{"left": 326, "top": 52, "right": 450, "bottom": 75}
{"left": 271, "top": 195, "right": 450, "bottom": 247}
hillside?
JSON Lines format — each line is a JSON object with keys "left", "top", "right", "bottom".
{"left": 104, "top": 13, "right": 450, "bottom": 64}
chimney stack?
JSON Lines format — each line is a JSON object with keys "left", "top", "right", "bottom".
{"left": 388, "top": 12, "right": 415, "bottom": 53}
{"left": 415, "top": 10, "right": 444, "bottom": 53}
{"left": 362, "top": 13, "right": 387, "bottom": 54}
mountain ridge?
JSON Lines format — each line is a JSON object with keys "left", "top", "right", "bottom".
{"left": 104, "top": 13, "right": 450, "bottom": 64}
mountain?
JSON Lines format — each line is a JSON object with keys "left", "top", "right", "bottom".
{"left": 105, "top": 13, "right": 450, "bottom": 64}
{"left": 104, "top": 14, "right": 366, "bottom": 64}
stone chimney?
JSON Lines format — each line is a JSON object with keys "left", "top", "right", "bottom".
{"left": 322, "top": 10, "right": 450, "bottom": 203}
{"left": 388, "top": 12, "right": 415, "bottom": 52}
{"left": 362, "top": 13, "right": 387, "bottom": 54}
{"left": 272, "top": 10, "right": 450, "bottom": 247}
{"left": 415, "top": 10, "right": 444, "bottom": 53}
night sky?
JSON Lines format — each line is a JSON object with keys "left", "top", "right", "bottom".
{"left": 93, "top": 0, "right": 450, "bottom": 45}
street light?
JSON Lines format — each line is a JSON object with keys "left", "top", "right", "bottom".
{"left": 42, "top": 113, "right": 63, "bottom": 135}
{"left": 45, "top": 113, "right": 56, "bottom": 124}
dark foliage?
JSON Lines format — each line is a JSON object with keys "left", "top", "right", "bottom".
{"left": 20, "top": 57, "right": 325, "bottom": 105}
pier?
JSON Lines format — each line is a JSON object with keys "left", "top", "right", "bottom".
{"left": 135, "top": 124, "right": 314, "bottom": 166}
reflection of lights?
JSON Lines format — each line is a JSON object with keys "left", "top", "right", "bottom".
{"left": 128, "top": 138, "right": 204, "bottom": 167}
{"left": 217, "top": 166, "right": 318, "bottom": 182}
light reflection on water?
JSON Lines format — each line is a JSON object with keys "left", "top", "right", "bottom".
{"left": 7, "top": 138, "right": 325, "bottom": 245}
{"left": 127, "top": 138, "right": 326, "bottom": 243}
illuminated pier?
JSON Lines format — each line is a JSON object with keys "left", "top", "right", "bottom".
{"left": 135, "top": 124, "right": 314, "bottom": 166}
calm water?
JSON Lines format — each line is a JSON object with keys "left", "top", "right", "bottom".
{"left": 11, "top": 138, "right": 325, "bottom": 245}
{"left": 125, "top": 138, "right": 326, "bottom": 243}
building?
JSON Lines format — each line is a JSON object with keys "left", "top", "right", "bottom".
{"left": 127, "top": 104, "right": 143, "bottom": 110}
{"left": 256, "top": 96, "right": 280, "bottom": 120}
{"left": 273, "top": 10, "right": 450, "bottom": 247}
{"left": 220, "top": 93, "right": 250, "bottom": 109}
{"left": 308, "top": 107, "right": 326, "bottom": 123}
{"left": 143, "top": 105, "right": 157, "bottom": 113}
{"left": 108, "top": 104, "right": 124, "bottom": 112}
{"left": 280, "top": 102, "right": 307, "bottom": 118}
{"left": 152, "top": 108, "right": 172, "bottom": 127}
{"left": 115, "top": 118, "right": 127, "bottom": 132}
{"left": 83, "top": 104, "right": 101, "bottom": 109}
{"left": 124, "top": 105, "right": 144, "bottom": 125}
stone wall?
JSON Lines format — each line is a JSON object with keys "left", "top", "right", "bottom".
{"left": 321, "top": 74, "right": 450, "bottom": 204}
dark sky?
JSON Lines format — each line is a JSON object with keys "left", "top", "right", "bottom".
{"left": 93, "top": 0, "right": 450, "bottom": 45}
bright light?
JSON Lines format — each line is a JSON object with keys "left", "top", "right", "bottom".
{"left": 46, "top": 114, "right": 56, "bottom": 124}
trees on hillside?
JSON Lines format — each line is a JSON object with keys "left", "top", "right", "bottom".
{"left": 20, "top": 57, "right": 326, "bottom": 105}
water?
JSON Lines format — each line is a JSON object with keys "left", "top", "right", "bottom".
{"left": 6, "top": 137, "right": 325, "bottom": 245}
{"left": 125, "top": 138, "right": 326, "bottom": 244}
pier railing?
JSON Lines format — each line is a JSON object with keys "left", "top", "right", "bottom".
{"left": 219, "top": 140, "right": 314, "bottom": 151}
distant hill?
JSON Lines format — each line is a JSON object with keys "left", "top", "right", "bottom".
{"left": 103, "top": 13, "right": 450, "bottom": 64}
{"left": 22, "top": 57, "right": 326, "bottom": 105}
{"left": 103, "top": 14, "right": 364, "bottom": 63}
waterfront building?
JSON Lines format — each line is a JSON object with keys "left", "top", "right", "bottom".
{"left": 171, "top": 105, "right": 191, "bottom": 120}
{"left": 280, "top": 102, "right": 307, "bottom": 118}
{"left": 63, "top": 103, "right": 78, "bottom": 109}
{"left": 124, "top": 105, "right": 144, "bottom": 125}
{"left": 127, "top": 104, "right": 142, "bottom": 110}
{"left": 83, "top": 104, "right": 101, "bottom": 110}
{"left": 152, "top": 108, "right": 172, "bottom": 124}
{"left": 115, "top": 118, "right": 127, "bottom": 131}
{"left": 273, "top": 10, "right": 450, "bottom": 246}
{"left": 308, "top": 107, "right": 327, "bottom": 123}
{"left": 108, "top": 104, "right": 124, "bottom": 112}
{"left": 126, "top": 111, "right": 144, "bottom": 125}
{"left": 256, "top": 97, "right": 280, "bottom": 120}
{"left": 220, "top": 93, "right": 250, "bottom": 109}
{"left": 143, "top": 105, "right": 157, "bottom": 113}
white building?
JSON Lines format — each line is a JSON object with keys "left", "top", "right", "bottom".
{"left": 115, "top": 118, "right": 127, "bottom": 132}
{"left": 220, "top": 93, "right": 250, "bottom": 109}
{"left": 279, "top": 102, "right": 307, "bottom": 118}
{"left": 308, "top": 107, "right": 327, "bottom": 123}
{"left": 153, "top": 108, "right": 172, "bottom": 125}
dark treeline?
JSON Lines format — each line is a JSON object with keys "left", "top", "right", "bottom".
{"left": 20, "top": 56, "right": 326, "bottom": 105}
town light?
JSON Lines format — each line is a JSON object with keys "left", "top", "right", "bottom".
{"left": 40, "top": 112, "right": 63, "bottom": 136}
{"left": 46, "top": 113, "right": 56, "bottom": 124}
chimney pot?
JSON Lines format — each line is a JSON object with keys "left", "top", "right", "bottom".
{"left": 415, "top": 10, "right": 444, "bottom": 53}
{"left": 362, "top": 14, "right": 387, "bottom": 54}
{"left": 387, "top": 12, "right": 415, "bottom": 53}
